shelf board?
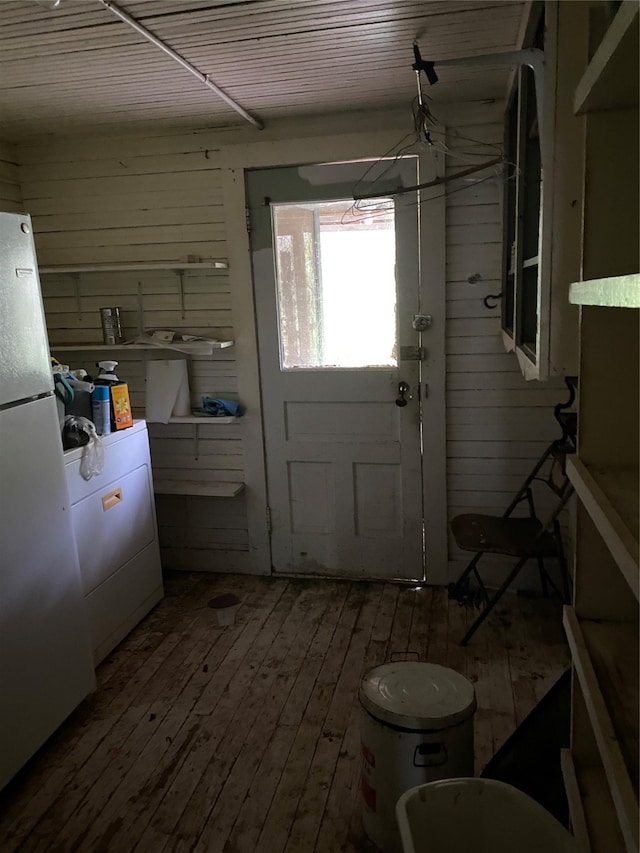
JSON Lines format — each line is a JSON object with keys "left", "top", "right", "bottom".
{"left": 566, "top": 751, "right": 627, "bottom": 853}
{"left": 40, "top": 261, "right": 228, "bottom": 273}
{"left": 153, "top": 480, "right": 244, "bottom": 498}
{"left": 574, "top": 0, "right": 639, "bottom": 114}
{"left": 563, "top": 607, "right": 639, "bottom": 851}
{"left": 566, "top": 457, "right": 639, "bottom": 599}
{"left": 569, "top": 274, "right": 640, "bottom": 308}
{"left": 50, "top": 341, "right": 234, "bottom": 352}
{"left": 581, "top": 619, "right": 640, "bottom": 797}
{"left": 561, "top": 749, "right": 598, "bottom": 853}
{"left": 165, "top": 415, "right": 240, "bottom": 424}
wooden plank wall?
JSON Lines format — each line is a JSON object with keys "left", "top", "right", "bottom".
{"left": 444, "top": 116, "right": 569, "bottom": 588}
{"left": 17, "top": 109, "right": 572, "bottom": 583}
{"left": 19, "top": 132, "right": 250, "bottom": 572}
{"left": 0, "top": 140, "right": 23, "bottom": 213}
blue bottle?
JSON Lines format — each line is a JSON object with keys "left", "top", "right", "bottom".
{"left": 91, "top": 385, "right": 111, "bottom": 435}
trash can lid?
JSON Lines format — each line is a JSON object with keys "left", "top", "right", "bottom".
{"left": 359, "top": 662, "right": 476, "bottom": 730}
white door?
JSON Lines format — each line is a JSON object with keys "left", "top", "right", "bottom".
{"left": 248, "top": 159, "right": 424, "bottom": 580}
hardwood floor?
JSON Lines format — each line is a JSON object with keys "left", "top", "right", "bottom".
{"left": 0, "top": 572, "right": 569, "bottom": 853}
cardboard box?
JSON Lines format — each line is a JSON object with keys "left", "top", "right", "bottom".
{"left": 111, "top": 383, "right": 133, "bottom": 430}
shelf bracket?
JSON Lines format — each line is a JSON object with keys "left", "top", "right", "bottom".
{"left": 193, "top": 424, "right": 200, "bottom": 460}
{"left": 73, "top": 273, "right": 82, "bottom": 320}
{"left": 178, "top": 271, "right": 186, "bottom": 320}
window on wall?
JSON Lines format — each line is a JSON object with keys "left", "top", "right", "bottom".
{"left": 272, "top": 199, "right": 398, "bottom": 370}
{"left": 501, "top": 9, "right": 544, "bottom": 368}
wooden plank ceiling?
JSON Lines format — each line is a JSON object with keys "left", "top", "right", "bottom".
{"left": 0, "top": 0, "right": 525, "bottom": 141}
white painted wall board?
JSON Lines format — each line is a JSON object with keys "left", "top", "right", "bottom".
{"left": 22, "top": 105, "right": 567, "bottom": 581}
{"left": 0, "top": 141, "right": 22, "bottom": 212}
{"left": 444, "top": 116, "right": 572, "bottom": 589}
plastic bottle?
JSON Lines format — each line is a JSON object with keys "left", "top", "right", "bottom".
{"left": 94, "top": 360, "right": 120, "bottom": 385}
{"left": 91, "top": 385, "right": 112, "bottom": 435}
{"left": 94, "top": 361, "right": 120, "bottom": 431}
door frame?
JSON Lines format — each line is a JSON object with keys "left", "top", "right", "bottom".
{"left": 220, "top": 123, "right": 447, "bottom": 583}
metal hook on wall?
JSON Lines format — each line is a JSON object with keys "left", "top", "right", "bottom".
{"left": 483, "top": 292, "right": 502, "bottom": 309}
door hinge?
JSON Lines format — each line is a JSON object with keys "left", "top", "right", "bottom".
{"left": 266, "top": 506, "right": 272, "bottom": 532}
{"left": 245, "top": 206, "right": 252, "bottom": 234}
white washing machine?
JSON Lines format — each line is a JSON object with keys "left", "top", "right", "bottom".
{"left": 64, "top": 420, "right": 163, "bottom": 664}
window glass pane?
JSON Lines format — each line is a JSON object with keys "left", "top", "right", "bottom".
{"left": 272, "top": 199, "right": 397, "bottom": 370}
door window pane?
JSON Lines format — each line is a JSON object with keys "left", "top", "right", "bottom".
{"left": 272, "top": 199, "right": 396, "bottom": 369}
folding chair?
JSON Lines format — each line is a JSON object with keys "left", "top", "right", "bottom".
{"left": 448, "top": 378, "right": 577, "bottom": 646}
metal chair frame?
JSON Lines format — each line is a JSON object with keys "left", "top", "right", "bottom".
{"left": 449, "top": 437, "right": 575, "bottom": 646}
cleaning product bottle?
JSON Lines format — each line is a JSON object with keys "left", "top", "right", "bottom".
{"left": 93, "top": 361, "right": 120, "bottom": 432}
{"left": 94, "top": 360, "right": 133, "bottom": 431}
{"left": 91, "top": 385, "right": 111, "bottom": 435}
{"left": 94, "top": 360, "right": 120, "bottom": 386}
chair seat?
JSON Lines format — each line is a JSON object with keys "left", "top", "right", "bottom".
{"left": 451, "top": 514, "right": 558, "bottom": 558}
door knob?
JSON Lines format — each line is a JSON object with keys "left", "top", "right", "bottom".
{"left": 396, "top": 381, "right": 410, "bottom": 407}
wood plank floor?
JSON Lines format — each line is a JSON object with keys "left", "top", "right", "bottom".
{"left": 0, "top": 573, "right": 570, "bottom": 853}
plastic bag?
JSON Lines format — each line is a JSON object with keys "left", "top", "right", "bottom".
{"left": 63, "top": 416, "right": 104, "bottom": 480}
{"left": 62, "top": 414, "right": 90, "bottom": 449}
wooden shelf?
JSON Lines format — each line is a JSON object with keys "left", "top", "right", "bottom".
{"left": 574, "top": 0, "right": 639, "bottom": 114}
{"left": 165, "top": 415, "right": 239, "bottom": 425}
{"left": 40, "top": 261, "right": 228, "bottom": 273}
{"left": 563, "top": 607, "right": 639, "bottom": 851}
{"left": 566, "top": 457, "right": 639, "bottom": 600}
{"left": 581, "top": 619, "right": 640, "bottom": 796}
{"left": 569, "top": 274, "right": 640, "bottom": 308}
{"left": 560, "top": 749, "right": 591, "bottom": 852}
{"left": 153, "top": 480, "right": 244, "bottom": 498}
{"left": 49, "top": 340, "right": 234, "bottom": 353}
{"left": 565, "top": 750, "right": 627, "bottom": 853}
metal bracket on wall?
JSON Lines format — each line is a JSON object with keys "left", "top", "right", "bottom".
{"left": 483, "top": 292, "right": 502, "bottom": 309}
{"left": 400, "top": 346, "right": 427, "bottom": 361}
{"left": 72, "top": 273, "right": 82, "bottom": 319}
{"left": 193, "top": 424, "right": 200, "bottom": 460}
{"left": 136, "top": 281, "right": 144, "bottom": 336}
{"left": 178, "top": 271, "right": 186, "bottom": 320}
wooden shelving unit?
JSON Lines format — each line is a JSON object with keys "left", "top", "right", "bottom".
{"left": 166, "top": 415, "right": 239, "bottom": 425}
{"left": 560, "top": 749, "right": 591, "bottom": 852}
{"left": 566, "top": 457, "right": 639, "bottom": 600}
{"left": 569, "top": 274, "right": 640, "bottom": 309}
{"left": 50, "top": 340, "right": 234, "bottom": 352}
{"left": 40, "top": 261, "right": 229, "bottom": 273}
{"left": 574, "top": 0, "right": 639, "bottom": 114}
{"left": 562, "top": 3, "right": 639, "bottom": 851}
{"left": 564, "top": 608, "right": 639, "bottom": 851}
{"left": 153, "top": 480, "right": 244, "bottom": 498}
{"left": 565, "top": 743, "right": 626, "bottom": 853}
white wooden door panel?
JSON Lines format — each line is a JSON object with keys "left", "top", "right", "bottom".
{"left": 248, "top": 159, "right": 423, "bottom": 579}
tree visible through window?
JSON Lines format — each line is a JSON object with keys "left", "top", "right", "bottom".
{"left": 272, "top": 199, "right": 397, "bottom": 370}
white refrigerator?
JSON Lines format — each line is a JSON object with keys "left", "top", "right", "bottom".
{"left": 0, "top": 211, "right": 95, "bottom": 790}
